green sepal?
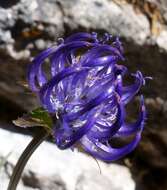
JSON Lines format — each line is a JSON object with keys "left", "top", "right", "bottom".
{"left": 30, "top": 107, "right": 53, "bottom": 128}
{"left": 13, "top": 107, "right": 53, "bottom": 132}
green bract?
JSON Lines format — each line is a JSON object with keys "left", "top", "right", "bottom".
{"left": 13, "top": 107, "right": 53, "bottom": 132}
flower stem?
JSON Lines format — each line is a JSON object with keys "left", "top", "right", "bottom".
{"left": 7, "top": 128, "right": 49, "bottom": 190}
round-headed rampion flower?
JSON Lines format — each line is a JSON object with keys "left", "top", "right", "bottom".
{"left": 27, "top": 32, "right": 147, "bottom": 162}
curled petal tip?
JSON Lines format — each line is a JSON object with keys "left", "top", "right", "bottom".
{"left": 57, "top": 38, "right": 64, "bottom": 44}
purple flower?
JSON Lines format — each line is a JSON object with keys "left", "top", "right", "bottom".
{"left": 27, "top": 32, "right": 147, "bottom": 162}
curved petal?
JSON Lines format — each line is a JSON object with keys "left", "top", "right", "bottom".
{"left": 81, "top": 130, "right": 142, "bottom": 162}
{"left": 54, "top": 108, "right": 99, "bottom": 149}
{"left": 27, "top": 45, "right": 57, "bottom": 91}
{"left": 80, "top": 45, "right": 124, "bottom": 67}
{"left": 88, "top": 100, "right": 124, "bottom": 140}
{"left": 82, "top": 72, "right": 116, "bottom": 101}
{"left": 116, "top": 95, "right": 146, "bottom": 137}
{"left": 66, "top": 85, "right": 115, "bottom": 121}
{"left": 65, "top": 32, "right": 96, "bottom": 43}
{"left": 39, "top": 67, "right": 81, "bottom": 112}
{"left": 37, "top": 64, "right": 47, "bottom": 86}
{"left": 70, "top": 70, "right": 88, "bottom": 92}
{"left": 27, "top": 63, "right": 38, "bottom": 92}
{"left": 121, "top": 71, "right": 145, "bottom": 104}
{"left": 84, "top": 55, "right": 119, "bottom": 67}
{"left": 28, "top": 41, "right": 93, "bottom": 92}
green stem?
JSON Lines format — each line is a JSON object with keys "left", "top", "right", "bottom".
{"left": 7, "top": 128, "right": 49, "bottom": 190}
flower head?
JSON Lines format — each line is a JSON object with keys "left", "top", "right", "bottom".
{"left": 28, "top": 32, "right": 147, "bottom": 162}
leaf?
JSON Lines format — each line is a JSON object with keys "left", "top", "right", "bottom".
{"left": 13, "top": 107, "right": 53, "bottom": 131}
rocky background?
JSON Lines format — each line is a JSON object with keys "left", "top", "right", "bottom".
{"left": 0, "top": 0, "right": 167, "bottom": 190}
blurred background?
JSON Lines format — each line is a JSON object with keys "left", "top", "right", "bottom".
{"left": 0, "top": 0, "right": 167, "bottom": 190}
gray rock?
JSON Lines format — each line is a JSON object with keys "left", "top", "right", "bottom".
{"left": 156, "top": 30, "right": 167, "bottom": 51}
{"left": 60, "top": 0, "right": 150, "bottom": 45}
{"left": 0, "top": 127, "right": 135, "bottom": 190}
{"left": 22, "top": 171, "right": 66, "bottom": 190}
{"left": 0, "top": 0, "right": 64, "bottom": 59}
{"left": 0, "top": 0, "right": 167, "bottom": 54}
